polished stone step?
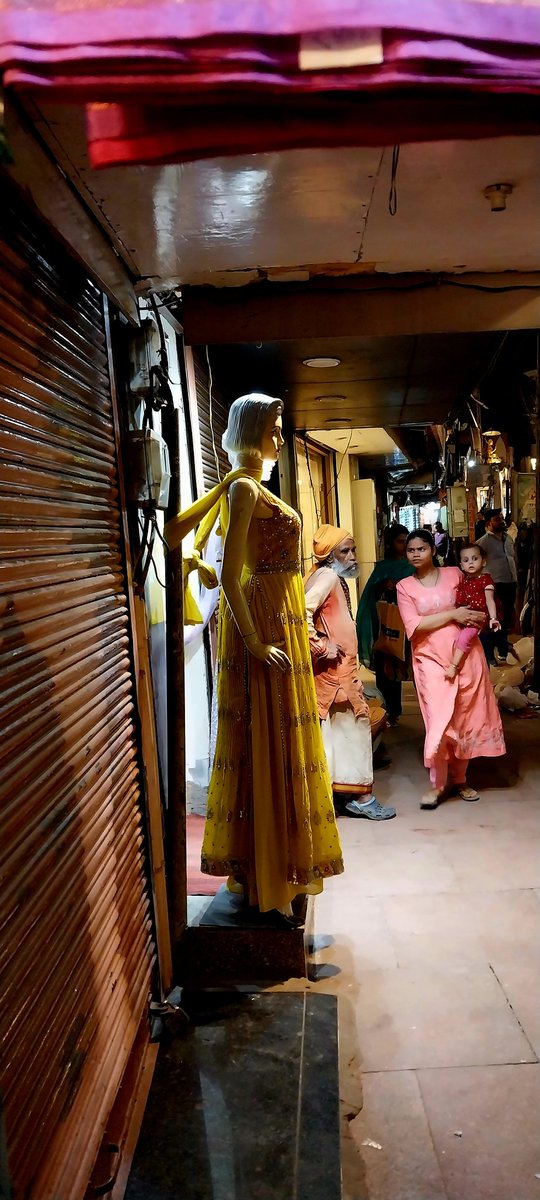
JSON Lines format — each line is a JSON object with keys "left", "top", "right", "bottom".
{"left": 125, "top": 991, "right": 341, "bottom": 1200}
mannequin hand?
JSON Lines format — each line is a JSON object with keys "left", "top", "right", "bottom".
{"left": 320, "top": 641, "right": 344, "bottom": 662}
{"left": 455, "top": 607, "right": 485, "bottom": 628}
{"left": 490, "top": 618, "right": 501, "bottom": 631}
{"left": 247, "top": 638, "right": 291, "bottom": 672}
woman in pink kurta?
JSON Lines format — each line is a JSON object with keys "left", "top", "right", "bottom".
{"left": 397, "top": 529, "right": 505, "bottom": 808}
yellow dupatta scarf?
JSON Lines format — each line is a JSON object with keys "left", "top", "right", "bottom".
{"left": 163, "top": 467, "right": 262, "bottom": 625}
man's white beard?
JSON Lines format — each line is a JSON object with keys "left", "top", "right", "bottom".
{"left": 332, "top": 559, "right": 359, "bottom": 579}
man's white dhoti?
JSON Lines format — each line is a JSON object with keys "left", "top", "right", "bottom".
{"left": 321, "top": 703, "right": 373, "bottom": 795}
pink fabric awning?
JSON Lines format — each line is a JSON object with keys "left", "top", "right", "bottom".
{"left": 1, "top": 0, "right": 540, "bottom": 164}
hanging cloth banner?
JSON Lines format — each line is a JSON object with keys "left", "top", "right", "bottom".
{"left": 2, "top": 1, "right": 540, "bottom": 161}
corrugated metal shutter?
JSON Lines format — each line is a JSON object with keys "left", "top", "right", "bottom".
{"left": 0, "top": 188, "right": 155, "bottom": 1198}
{"left": 191, "top": 348, "right": 229, "bottom": 488}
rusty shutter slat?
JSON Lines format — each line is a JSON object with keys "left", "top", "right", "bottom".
{"left": 0, "top": 189, "right": 155, "bottom": 1199}
{"left": 192, "top": 349, "right": 230, "bottom": 488}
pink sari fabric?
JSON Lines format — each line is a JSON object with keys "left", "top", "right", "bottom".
{"left": 397, "top": 567, "right": 506, "bottom": 768}
{"left": 2, "top": 0, "right": 540, "bottom": 163}
{"left": 1, "top": 1, "right": 540, "bottom": 49}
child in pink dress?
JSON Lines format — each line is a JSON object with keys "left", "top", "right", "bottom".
{"left": 445, "top": 543, "right": 500, "bottom": 680}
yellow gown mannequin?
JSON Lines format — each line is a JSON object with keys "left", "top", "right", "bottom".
{"left": 166, "top": 394, "right": 344, "bottom": 914}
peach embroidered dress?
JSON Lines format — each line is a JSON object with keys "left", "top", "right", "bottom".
{"left": 201, "top": 484, "right": 344, "bottom": 912}
{"left": 397, "top": 567, "right": 505, "bottom": 769}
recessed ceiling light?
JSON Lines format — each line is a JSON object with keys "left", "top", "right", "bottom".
{"left": 314, "top": 394, "right": 346, "bottom": 402}
{"left": 303, "top": 356, "right": 341, "bottom": 368}
{"left": 324, "top": 417, "right": 351, "bottom": 426}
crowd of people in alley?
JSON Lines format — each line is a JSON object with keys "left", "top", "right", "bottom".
{"left": 308, "top": 508, "right": 535, "bottom": 816}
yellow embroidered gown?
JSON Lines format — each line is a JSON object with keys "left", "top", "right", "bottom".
{"left": 201, "top": 485, "right": 344, "bottom": 912}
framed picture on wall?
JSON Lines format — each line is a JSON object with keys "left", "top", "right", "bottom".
{"left": 447, "top": 484, "right": 470, "bottom": 538}
{"left": 513, "top": 473, "right": 536, "bottom": 524}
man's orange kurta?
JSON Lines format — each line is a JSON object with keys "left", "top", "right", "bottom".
{"left": 304, "top": 567, "right": 370, "bottom": 721}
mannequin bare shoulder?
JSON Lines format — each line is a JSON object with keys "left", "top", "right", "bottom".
{"left": 221, "top": 478, "right": 259, "bottom": 588}
{"left": 222, "top": 478, "right": 291, "bottom": 673}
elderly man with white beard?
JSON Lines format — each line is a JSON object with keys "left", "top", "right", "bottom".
{"left": 304, "top": 524, "right": 396, "bottom": 820}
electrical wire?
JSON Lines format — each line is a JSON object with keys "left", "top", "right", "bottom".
{"left": 150, "top": 549, "right": 167, "bottom": 589}
{"left": 133, "top": 311, "right": 167, "bottom": 592}
{"left": 278, "top": 276, "right": 540, "bottom": 296}
{"left": 475, "top": 331, "right": 509, "bottom": 388}
{"left": 136, "top": 515, "right": 157, "bottom": 592}
{"left": 324, "top": 428, "right": 354, "bottom": 508}
{"left": 303, "top": 435, "right": 321, "bottom": 528}
{"left": 152, "top": 516, "right": 170, "bottom": 553}
{"left": 445, "top": 329, "right": 511, "bottom": 430}
{"left": 206, "top": 343, "right": 222, "bottom": 482}
{"left": 388, "top": 145, "right": 400, "bottom": 216}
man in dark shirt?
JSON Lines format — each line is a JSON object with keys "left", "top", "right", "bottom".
{"left": 477, "top": 509, "right": 518, "bottom": 660}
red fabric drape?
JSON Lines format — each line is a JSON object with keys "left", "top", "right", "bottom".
{"left": 85, "top": 93, "right": 540, "bottom": 167}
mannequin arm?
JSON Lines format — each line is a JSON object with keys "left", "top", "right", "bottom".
{"left": 221, "top": 478, "right": 259, "bottom": 638}
{"left": 222, "top": 479, "right": 291, "bottom": 672}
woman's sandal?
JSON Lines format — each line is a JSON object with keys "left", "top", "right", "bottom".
{"left": 420, "top": 789, "right": 443, "bottom": 809}
{"left": 454, "top": 785, "right": 480, "bottom": 802}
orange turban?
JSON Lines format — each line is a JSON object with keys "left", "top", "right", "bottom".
{"left": 305, "top": 524, "right": 352, "bottom": 580}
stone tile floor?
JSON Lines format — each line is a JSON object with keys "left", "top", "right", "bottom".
{"left": 270, "top": 685, "right": 540, "bottom": 1200}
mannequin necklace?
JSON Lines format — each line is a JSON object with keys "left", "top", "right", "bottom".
{"left": 418, "top": 567, "right": 440, "bottom": 588}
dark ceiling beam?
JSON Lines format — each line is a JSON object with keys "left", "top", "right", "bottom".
{"left": 183, "top": 273, "right": 540, "bottom": 345}
{"left": 385, "top": 427, "right": 417, "bottom": 465}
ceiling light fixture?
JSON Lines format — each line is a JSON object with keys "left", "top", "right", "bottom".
{"left": 483, "top": 183, "right": 513, "bottom": 213}
{"left": 314, "top": 394, "right": 346, "bottom": 402}
{"left": 303, "top": 356, "right": 341, "bottom": 368}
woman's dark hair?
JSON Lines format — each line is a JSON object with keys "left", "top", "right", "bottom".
{"left": 406, "top": 528, "right": 436, "bottom": 552}
{"left": 383, "top": 523, "right": 409, "bottom": 558}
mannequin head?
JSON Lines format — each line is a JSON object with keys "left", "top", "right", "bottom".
{"left": 223, "top": 394, "right": 284, "bottom": 475}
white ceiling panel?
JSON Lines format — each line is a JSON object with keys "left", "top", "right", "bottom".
{"left": 24, "top": 100, "right": 540, "bottom": 289}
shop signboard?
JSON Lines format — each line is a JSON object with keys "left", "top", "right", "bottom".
{"left": 447, "top": 484, "right": 470, "bottom": 538}
{"left": 513, "top": 473, "right": 536, "bottom": 524}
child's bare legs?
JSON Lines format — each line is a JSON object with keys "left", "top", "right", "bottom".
{"left": 445, "top": 625, "right": 479, "bottom": 680}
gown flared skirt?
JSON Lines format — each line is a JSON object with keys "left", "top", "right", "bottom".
{"left": 201, "top": 567, "right": 344, "bottom": 912}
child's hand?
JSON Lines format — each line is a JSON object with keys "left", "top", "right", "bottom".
{"left": 490, "top": 618, "right": 501, "bottom": 631}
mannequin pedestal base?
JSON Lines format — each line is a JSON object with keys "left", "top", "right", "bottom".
{"left": 178, "top": 885, "right": 314, "bottom": 986}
